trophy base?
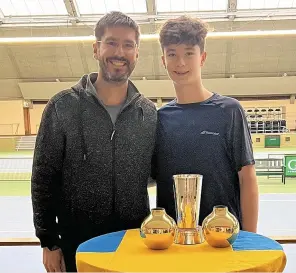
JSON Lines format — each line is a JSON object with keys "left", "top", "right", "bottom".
{"left": 174, "top": 228, "right": 204, "bottom": 245}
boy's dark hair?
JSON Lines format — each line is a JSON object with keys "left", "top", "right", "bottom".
{"left": 94, "top": 11, "right": 140, "bottom": 45}
{"left": 159, "top": 16, "right": 208, "bottom": 52}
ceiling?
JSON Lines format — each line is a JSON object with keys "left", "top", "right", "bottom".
{"left": 0, "top": 0, "right": 296, "bottom": 83}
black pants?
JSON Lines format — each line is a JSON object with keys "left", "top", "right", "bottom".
{"left": 61, "top": 241, "right": 80, "bottom": 272}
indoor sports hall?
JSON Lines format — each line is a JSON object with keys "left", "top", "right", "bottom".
{"left": 0, "top": 0, "right": 296, "bottom": 272}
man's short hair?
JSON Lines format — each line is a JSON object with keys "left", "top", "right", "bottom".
{"left": 94, "top": 11, "right": 140, "bottom": 45}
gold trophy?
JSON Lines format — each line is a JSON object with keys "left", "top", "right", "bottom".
{"left": 173, "top": 174, "right": 204, "bottom": 245}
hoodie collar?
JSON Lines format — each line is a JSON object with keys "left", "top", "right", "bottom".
{"left": 83, "top": 72, "right": 140, "bottom": 106}
{"left": 72, "top": 73, "right": 142, "bottom": 161}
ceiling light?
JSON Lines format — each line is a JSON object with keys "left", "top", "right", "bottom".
{"left": 0, "top": 29, "right": 296, "bottom": 44}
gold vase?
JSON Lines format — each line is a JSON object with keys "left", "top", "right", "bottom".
{"left": 140, "top": 207, "right": 176, "bottom": 250}
{"left": 202, "top": 205, "right": 240, "bottom": 248}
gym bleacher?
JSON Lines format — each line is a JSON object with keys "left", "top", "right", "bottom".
{"left": 245, "top": 107, "right": 289, "bottom": 134}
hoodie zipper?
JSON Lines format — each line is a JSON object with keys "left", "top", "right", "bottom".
{"left": 109, "top": 93, "right": 141, "bottom": 215}
{"left": 78, "top": 85, "right": 143, "bottom": 217}
{"left": 110, "top": 127, "right": 116, "bottom": 214}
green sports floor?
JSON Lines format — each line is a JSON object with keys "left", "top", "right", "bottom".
{"left": 0, "top": 148, "right": 296, "bottom": 196}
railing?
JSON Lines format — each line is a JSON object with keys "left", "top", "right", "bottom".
{"left": 0, "top": 157, "right": 32, "bottom": 181}
{"left": 0, "top": 238, "right": 40, "bottom": 246}
{"left": 15, "top": 135, "right": 36, "bottom": 151}
{"left": 0, "top": 123, "right": 20, "bottom": 135}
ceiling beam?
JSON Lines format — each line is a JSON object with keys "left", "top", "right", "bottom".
{"left": 146, "top": 0, "right": 157, "bottom": 16}
{"left": 228, "top": 0, "right": 237, "bottom": 12}
{"left": 224, "top": 39, "right": 234, "bottom": 78}
{"left": 77, "top": 42, "right": 90, "bottom": 74}
{"left": 227, "top": 0, "right": 237, "bottom": 20}
{"left": 225, "top": 0, "right": 236, "bottom": 76}
{"left": 63, "top": 0, "right": 80, "bottom": 24}
{"left": 5, "top": 46, "right": 22, "bottom": 79}
{"left": 0, "top": 8, "right": 4, "bottom": 21}
{"left": 146, "top": 0, "right": 158, "bottom": 80}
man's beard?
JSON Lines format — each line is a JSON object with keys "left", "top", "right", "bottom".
{"left": 98, "top": 57, "right": 135, "bottom": 83}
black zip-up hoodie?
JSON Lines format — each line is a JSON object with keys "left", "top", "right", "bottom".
{"left": 31, "top": 74, "right": 157, "bottom": 248}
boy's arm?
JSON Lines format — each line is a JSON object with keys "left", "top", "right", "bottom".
{"left": 239, "top": 164, "right": 259, "bottom": 232}
{"left": 229, "top": 102, "right": 258, "bottom": 232}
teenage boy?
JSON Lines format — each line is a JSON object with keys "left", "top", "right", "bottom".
{"left": 152, "top": 16, "right": 258, "bottom": 233}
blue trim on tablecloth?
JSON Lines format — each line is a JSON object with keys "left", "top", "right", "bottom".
{"left": 233, "top": 231, "right": 283, "bottom": 251}
{"left": 77, "top": 230, "right": 126, "bottom": 253}
{"left": 77, "top": 229, "right": 283, "bottom": 253}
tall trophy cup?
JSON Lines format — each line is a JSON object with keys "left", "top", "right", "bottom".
{"left": 173, "top": 174, "right": 204, "bottom": 245}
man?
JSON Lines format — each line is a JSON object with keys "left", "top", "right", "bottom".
{"left": 31, "top": 11, "right": 157, "bottom": 272}
{"left": 152, "top": 16, "right": 258, "bottom": 233}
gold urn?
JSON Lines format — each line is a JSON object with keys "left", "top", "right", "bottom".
{"left": 140, "top": 207, "right": 176, "bottom": 250}
{"left": 202, "top": 205, "right": 240, "bottom": 248}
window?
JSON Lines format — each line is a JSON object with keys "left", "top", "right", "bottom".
{"left": 237, "top": 0, "right": 296, "bottom": 10}
{"left": 0, "top": 0, "right": 68, "bottom": 16}
{"left": 75, "top": 0, "right": 147, "bottom": 15}
{"left": 157, "top": 0, "right": 227, "bottom": 12}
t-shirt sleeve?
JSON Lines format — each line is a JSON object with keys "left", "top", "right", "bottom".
{"left": 228, "top": 103, "right": 255, "bottom": 172}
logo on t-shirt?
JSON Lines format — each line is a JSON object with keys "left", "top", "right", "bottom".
{"left": 200, "top": 130, "right": 220, "bottom": 136}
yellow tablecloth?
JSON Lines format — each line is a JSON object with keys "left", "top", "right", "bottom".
{"left": 76, "top": 229, "right": 286, "bottom": 272}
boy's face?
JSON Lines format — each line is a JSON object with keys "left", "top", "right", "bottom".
{"left": 162, "top": 44, "right": 206, "bottom": 85}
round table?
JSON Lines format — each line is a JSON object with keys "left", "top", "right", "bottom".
{"left": 76, "top": 229, "right": 286, "bottom": 272}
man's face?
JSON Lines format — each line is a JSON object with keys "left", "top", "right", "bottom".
{"left": 93, "top": 26, "right": 139, "bottom": 83}
{"left": 162, "top": 44, "right": 206, "bottom": 85}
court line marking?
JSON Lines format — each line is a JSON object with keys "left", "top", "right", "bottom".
{"left": 260, "top": 200, "right": 296, "bottom": 202}
{"left": 263, "top": 192, "right": 296, "bottom": 193}
{"left": 0, "top": 231, "right": 34, "bottom": 233}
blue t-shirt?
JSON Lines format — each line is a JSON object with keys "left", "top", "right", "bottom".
{"left": 152, "top": 93, "right": 255, "bottom": 226}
